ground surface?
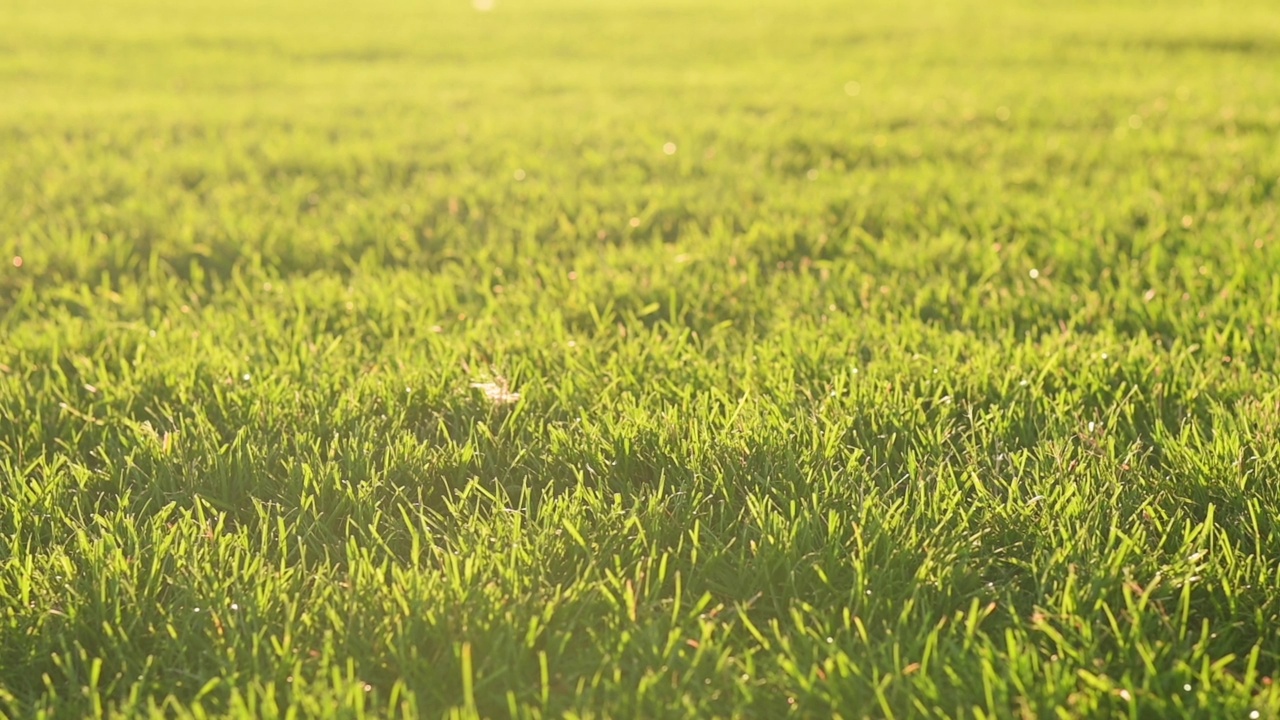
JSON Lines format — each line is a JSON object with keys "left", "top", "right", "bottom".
{"left": 2, "top": 0, "right": 1280, "bottom": 717}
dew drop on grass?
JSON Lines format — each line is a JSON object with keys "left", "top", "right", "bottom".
{"left": 663, "top": 142, "right": 677, "bottom": 155}
{"left": 1029, "top": 268, "right": 1040, "bottom": 279}
{"left": 513, "top": 168, "right": 526, "bottom": 181}
{"left": 1183, "top": 684, "right": 1191, "bottom": 691}
{"left": 243, "top": 374, "right": 251, "bottom": 381}
{"left": 230, "top": 603, "right": 239, "bottom": 611}
{"left": 11, "top": 256, "right": 21, "bottom": 268}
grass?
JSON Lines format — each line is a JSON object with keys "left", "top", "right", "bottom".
{"left": 2, "top": 0, "right": 1280, "bottom": 716}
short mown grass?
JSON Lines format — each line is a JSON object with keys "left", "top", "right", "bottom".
{"left": 3, "top": 0, "right": 1280, "bottom": 716}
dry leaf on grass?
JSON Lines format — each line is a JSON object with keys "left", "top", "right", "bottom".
{"left": 470, "top": 377, "right": 521, "bottom": 406}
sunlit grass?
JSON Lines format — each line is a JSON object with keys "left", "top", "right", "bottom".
{"left": 2, "top": 0, "right": 1280, "bottom": 717}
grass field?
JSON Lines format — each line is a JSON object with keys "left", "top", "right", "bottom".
{"left": 3, "top": 0, "right": 1280, "bottom": 716}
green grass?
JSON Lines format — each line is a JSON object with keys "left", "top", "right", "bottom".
{"left": 3, "top": 0, "right": 1280, "bottom": 716}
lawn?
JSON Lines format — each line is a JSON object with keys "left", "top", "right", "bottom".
{"left": 2, "top": 0, "right": 1280, "bottom": 716}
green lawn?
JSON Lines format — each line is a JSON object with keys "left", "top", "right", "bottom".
{"left": 3, "top": 0, "right": 1280, "bottom": 716}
